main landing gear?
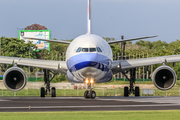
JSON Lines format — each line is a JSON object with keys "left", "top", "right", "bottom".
{"left": 40, "top": 69, "right": 58, "bottom": 97}
{"left": 84, "top": 83, "right": 96, "bottom": 99}
{"left": 123, "top": 68, "right": 140, "bottom": 97}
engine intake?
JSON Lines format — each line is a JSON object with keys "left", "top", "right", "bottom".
{"left": 3, "top": 67, "right": 27, "bottom": 92}
{"left": 152, "top": 66, "right": 176, "bottom": 90}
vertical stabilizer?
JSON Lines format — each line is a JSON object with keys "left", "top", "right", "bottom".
{"left": 87, "top": 0, "right": 92, "bottom": 34}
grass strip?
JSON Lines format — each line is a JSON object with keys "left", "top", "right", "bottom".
{"left": 0, "top": 110, "right": 180, "bottom": 120}
{"left": 1, "top": 87, "right": 180, "bottom": 97}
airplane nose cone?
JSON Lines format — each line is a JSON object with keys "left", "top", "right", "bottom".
{"left": 80, "top": 53, "right": 97, "bottom": 61}
{"left": 67, "top": 53, "right": 112, "bottom": 81}
{"left": 80, "top": 65, "right": 102, "bottom": 77}
{"left": 67, "top": 53, "right": 111, "bottom": 73}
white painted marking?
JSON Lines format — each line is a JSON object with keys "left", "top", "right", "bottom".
{"left": 0, "top": 100, "right": 10, "bottom": 101}
{"left": 0, "top": 104, "right": 178, "bottom": 109}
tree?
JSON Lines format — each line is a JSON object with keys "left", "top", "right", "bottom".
{"left": 0, "top": 37, "right": 36, "bottom": 58}
{"left": 136, "top": 40, "right": 153, "bottom": 49}
{"left": 0, "top": 37, "right": 37, "bottom": 72}
{"left": 24, "top": 23, "right": 47, "bottom": 30}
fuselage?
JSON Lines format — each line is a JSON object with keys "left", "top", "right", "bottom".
{"left": 66, "top": 34, "right": 113, "bottom": 83}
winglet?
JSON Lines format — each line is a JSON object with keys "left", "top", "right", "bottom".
{"left": 87, "top": 0, "right": 92, "bottom": 34}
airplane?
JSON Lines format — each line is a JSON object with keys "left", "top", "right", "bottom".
{"left": 1, "top": 0, "right": 178, "bottom": 99}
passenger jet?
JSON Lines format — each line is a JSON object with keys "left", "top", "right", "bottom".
{"left": 1, "top": 0, "right": 178, "bottom": 98}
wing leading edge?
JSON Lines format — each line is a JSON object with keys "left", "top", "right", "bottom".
{"left": 0, "top": 56, "right": 67, "bottom": 74}
{"left": 22, "top": 37, "right": 71, "bottom": 44}
{"left": 108, "top": 35, "right": 158, "bottom": 44}
{"left": 112, "top": 55, "right": 180, "bottom": 74}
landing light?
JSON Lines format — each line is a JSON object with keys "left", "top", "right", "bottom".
{"left": 85, "top": 79, "right": 89, "bottom": 84}
{"left": 117, "top": 65, "right": 120, "bottom": 68}
{"left": 90, "top": 79, "right": 94, "bottom": 84}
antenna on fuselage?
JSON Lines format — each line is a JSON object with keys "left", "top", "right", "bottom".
{"left": 87, "top": 0, "right": 92, "bottom": 34}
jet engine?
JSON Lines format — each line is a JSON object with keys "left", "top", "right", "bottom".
{"left": 3, "top": 67, "right": 27, "bottom": 92}
{"left": 152, "top": 65, "right": 176, "bottom": 90}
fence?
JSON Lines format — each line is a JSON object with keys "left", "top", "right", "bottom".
{"left": 0, "top": 77, "right": 44, "bottom": 82}
{"left": 0, "top": 85, "right": 180, "bottom": 97}
{"left": 114, "top": 78, "right": 152, "bottom": 81}
{"left": 113, "top": 52, "right": 155, "bottom": 81}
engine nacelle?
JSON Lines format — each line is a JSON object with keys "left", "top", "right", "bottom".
{"left": 152, "top": 65, "right": 176, "bottom": 90}
{"left": 3, "top": 67, "right": 27, "bottom": 92}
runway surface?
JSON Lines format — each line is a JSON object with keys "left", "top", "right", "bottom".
{"left": 0, "top": 96, "right": 180, "bottom": 112}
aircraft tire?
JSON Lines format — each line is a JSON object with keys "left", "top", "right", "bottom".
{"left": 135, "top": 86, "right": 140, "bottom": 97}
{"left": 30, "top": 67, "right": 33, "bottom": 72}
{"left": 124, "top": 87, "right": 129, "bottom": 97}
{"left": 90, "top": 91, "right": 96, "bottom": 99}
{"left": 40, "top": 87, "right": 45, "bottom": 97}
{"left": 84, "top": 90, "right": 89, "bottom": 99}
{"left": 51, "top": 87, "right": 56, "bottom": 97}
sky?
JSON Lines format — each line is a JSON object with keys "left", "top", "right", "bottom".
{"left": 0, "top": 0, "right": 180, "bottom": 43}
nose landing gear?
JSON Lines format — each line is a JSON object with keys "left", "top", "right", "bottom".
{"left": 84, "top": 83, "right": 96, "bottom": 99}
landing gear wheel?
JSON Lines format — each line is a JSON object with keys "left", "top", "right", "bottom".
{"left": 84, "top": 83, "right": 96, "bottom": 99}
{"left": 135, "top": 86, "right": 140, "bottom": 97}
{"left": 30, "top": 66, "right": 33, "bottom": 72}
{"left": 84, "top": 90, "right": 89, "bottom": 99}
{"left": 51, "top": 87, "right": 56, "bottom": 97}
{"left": 90, "top": 91, "right": 96, "bottom": 99}
{"left": 124, "top": 87, "right": 129, "bottom": 97}
{"left": 41, "top": 69, "right": 58, "bottom": 97}
{"left": 40, "top": 87, "right": 45, "bottom": 97}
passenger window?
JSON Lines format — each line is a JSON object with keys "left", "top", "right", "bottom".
{"left": 76, "top": 47, "right": 82, "bottom": 52}
{"left": 82, "top": 48, "right": 88, "bottom": 52}
{"left": 90, "top": 48, "right": 96, "bottom": 52}
{"left": 97, "top": 47, "right": 102, "bottom": 52}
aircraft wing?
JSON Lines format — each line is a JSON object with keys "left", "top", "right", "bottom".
{"left": 108, "top": 35, "right": 158, "bottom": 44}
{"left": 0, "top": 56, "right": 68, "bottom": 74}
{"left": 111, "top": 55, "right": 180, "bottom": 74}
{"left": 22, "top": 37, "right": 71, "bottom": 44}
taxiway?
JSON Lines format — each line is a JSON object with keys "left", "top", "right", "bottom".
{"left": 0, "top": 96, "right": 179, "bottom": 112}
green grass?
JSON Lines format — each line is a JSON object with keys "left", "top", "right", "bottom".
{"left": 96, "top": 80, "right": 180, "bottom": 86}
{"left": 0, "top": 80, "right": 180, "bottom": 97}
{"left": 96, "top": 80, "right": 154, "bottom": 85}
{"left": 0, "top": 88, "right": 124, "bottom": 97}
{"left": 0, "top": 87, "right": 180, "bottom": 97}
{"left": 0, "top": 110, "right": 180, "bottom": 120}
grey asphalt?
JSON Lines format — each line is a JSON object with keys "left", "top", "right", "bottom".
{"left": 0, "top": 96, "right": 179, "bottom": 112}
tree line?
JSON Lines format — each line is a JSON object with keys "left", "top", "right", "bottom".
{"left": 1, "top": 36, "right": 180, "bottom": 81}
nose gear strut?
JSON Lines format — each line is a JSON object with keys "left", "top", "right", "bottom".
{"left": 84, "top": 83, "right": 96, "bottom": 99}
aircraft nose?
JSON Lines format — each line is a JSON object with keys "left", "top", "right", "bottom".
{"left": 67, "top": 53, "right": 111, "bottom": 72}
{"left": 81, "top": 53, "right": 97, "bottom": 61}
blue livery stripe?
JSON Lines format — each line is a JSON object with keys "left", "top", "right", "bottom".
{"left": 67, "top": 53, "right": 112, "bottom": 72}
{"left": 69, "top": 61, "right": 109, "bottom": 72}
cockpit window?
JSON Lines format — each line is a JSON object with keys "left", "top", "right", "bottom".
{"left": 76, "top": 47, "right": 82, "bottom": 52}
{"left": 97, "top": 47, "right": 102, "bottom": 52}
{"left": 82, "top": 48, "right": 88, "bottom": 52}
{"left": 76, "top": 47, "right": 102, "bottom": 53}
{"left": 90, "top": 48, "right": 96, "bottom": 52}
